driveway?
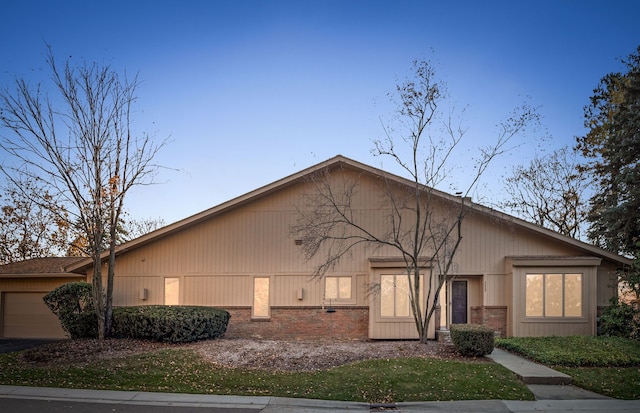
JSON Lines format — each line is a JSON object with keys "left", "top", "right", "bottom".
{"left": 0, "top": 338, "right": 62, "bottom": 354}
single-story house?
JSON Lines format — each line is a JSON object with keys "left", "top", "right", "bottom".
{"left": 0, "top": 155, "right": 632, "bottom": 340}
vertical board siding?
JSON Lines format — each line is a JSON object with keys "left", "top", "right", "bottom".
{"left": 106, "top": 168, "right": 618, "bottom": 339}
{"left": 184, "top": 275, "right": 251, "bottom": 307}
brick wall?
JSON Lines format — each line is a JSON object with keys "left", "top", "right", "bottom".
{"left": 470, "top": 305, "right": 507, "bottom": 337}
{"left": 223, "top": 306, "right": 369, "bottom": 340}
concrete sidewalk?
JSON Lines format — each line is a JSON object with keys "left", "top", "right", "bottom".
{"left": 1, "top": 385, "right": 640, "bottom": 412}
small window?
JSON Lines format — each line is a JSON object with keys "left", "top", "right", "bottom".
{"left": 164, "top": 277, "right": 180, "bottom": 305}
{"left": 253, "top": 277, "right": 270, "bottom": 318}
{"left": 325, "top": 276, "right": 352, "bottom": 300}
{"left": 525, "top": 273, "right": 582, "bottom": 318}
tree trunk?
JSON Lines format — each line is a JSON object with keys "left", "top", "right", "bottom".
{"left": 92, "top": 251, "right": 105, "bottom": 340}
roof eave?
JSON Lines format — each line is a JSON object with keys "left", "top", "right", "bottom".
{"left": 0, "top": 272, "right": 86, "bottom": 279}
{"left": 66, "top": 154, "right": 633, "bottom": 271}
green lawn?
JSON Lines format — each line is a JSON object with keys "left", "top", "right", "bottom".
{"left": 2, "top": 336, "right": 637, "bottom": 402}
{"left": 0, "top": 347, "right": 533, "bottom": 402}
{"left": 495, "top": 336, "right": 640, "bottom": 399}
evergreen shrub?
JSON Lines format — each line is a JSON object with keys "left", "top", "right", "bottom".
{"left": 111, "top": 305, "right": 231, "bottom": 343}
{"left": 43, "top": 281, "right": 98, "bottom": 339}
{"left": 599, "top": 297, "right": 639, "bottom": 341}
{"left": 450, "top": 323, "right": 495, "bottom": 356}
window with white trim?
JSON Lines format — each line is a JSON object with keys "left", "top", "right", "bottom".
{"left": 525, "top": 273, "right": 582, "bottom": 317}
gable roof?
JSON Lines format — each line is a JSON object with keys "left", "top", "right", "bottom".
{"left": 67, "top": 155, "right": 633, "bottom": 272}
{"left": 0, "top": 257, "right": 86, "bottom": 278}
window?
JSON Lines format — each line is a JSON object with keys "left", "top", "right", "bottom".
{"left": 164, "top": 278, "right": 180, "bottom": 305}
{"left": 525, "top": 273, "right": 582, "bottom": 317}
{"left": 253, "top": 277, "right": 270, "bottom": 318}
{"left": 380, "top": 274, "right": 413, "bottom": 317}
{"left": 325, "top": 276, "right": 352, "bottom": 300}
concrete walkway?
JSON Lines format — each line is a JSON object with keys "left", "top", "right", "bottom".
{"left": 1, "top": 385, "right": 639, "bottom": 412}
{"left": 487, "top": 348, "right": 572, "bottom": 385}
{"left": 487, "top": 348, "right": 614, "bottom": 401}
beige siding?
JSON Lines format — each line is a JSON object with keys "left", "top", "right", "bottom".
{"left": 105, "top": 167, "right": 622, "bottom": 339}
{"left": 113, "top": 276, "right": 165, "bottom": 306}
{"left": 596, "top": 262, "right": 618, "bottom": 307}
{"left": 454, "top": 212, "right": 578, "bottom": 278}
{"left": 510, "top": 263, "right": 597, "bottom": 337}
{"left": 484, "top": 274, "right": 507, "bottom": 306}
{"left": 185, "top": 275, "right": 252, "bottom": 307}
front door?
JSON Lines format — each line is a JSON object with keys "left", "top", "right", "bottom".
{"left": 451, "top": 280, "right": 468, "bottom": 324}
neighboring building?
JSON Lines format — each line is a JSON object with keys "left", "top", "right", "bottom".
{"left": 0, "top": 156, "right": 632, "bottom": 339}
{"left": 0, "top": 257, "right": 85, "bottom": 338}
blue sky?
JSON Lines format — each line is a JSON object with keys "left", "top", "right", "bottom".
{"left": 1, "top": 0, "right": 638, "bottom": 224}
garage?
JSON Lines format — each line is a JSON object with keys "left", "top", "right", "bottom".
{"left": 0, "top": 257, "right": 87, "bottom": 339}
{"left": 2, "top": 292, "right": 67, "bottom": 338}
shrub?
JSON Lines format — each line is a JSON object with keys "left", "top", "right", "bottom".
{"left": 450, "top": 323, "right": 495, "bottom": 357}
{"left": 599, "top": 297, "right": 640, "bottom": 341}
{"left": 111, "top": 305, "right": 231, "bottom": 343}
{"left": 43, "top": 281, "right": 98, "bottom": 339}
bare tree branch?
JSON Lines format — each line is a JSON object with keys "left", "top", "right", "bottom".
{"left": 0, "top": 45, "right": 168, "bottom": 339}
{"left": 293, "top": 59, "right": 538, "bottom": 342}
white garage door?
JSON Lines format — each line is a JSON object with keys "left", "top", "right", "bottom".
{"left": 2, "top": 292, "right": 67, "bottom": 338}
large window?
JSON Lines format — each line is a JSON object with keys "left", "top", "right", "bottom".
{"left": 525, "top": 273, "right": 582, "bottom": 317}
{"left": 253, "top": 277, "right": 270, "bottom": 318}
{"left": 325, "top": 276, "right": 352, "bottom": 301}
{"left": 380, "top": 274, "right": 414, "bottom": 317}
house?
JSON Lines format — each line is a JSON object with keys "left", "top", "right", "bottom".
{"left": 0, "top": 155, "right": 632, "bottom": 340}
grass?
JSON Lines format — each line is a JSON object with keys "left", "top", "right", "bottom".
{"left": 3, "top": 336, "right": 638, "bottom": 401}
{"left": 496, "top": 336, "right": 640, "bottom": 399}
{"left": 0, "top": 348, "right": 533, "bottom": 402}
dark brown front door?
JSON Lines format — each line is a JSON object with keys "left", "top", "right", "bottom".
{"left": 452, "top": 280, "right": 468, "bottom": 324}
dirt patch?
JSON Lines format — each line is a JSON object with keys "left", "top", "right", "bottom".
{"left": 18, "top": 338, "right": 476, "bottom": 371}
{"left": 190, "top": 339, "right": 471, "bottom": 371}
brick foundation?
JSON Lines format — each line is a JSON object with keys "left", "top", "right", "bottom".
{"left": 223, "top": 306, "right": 369, "bottom": 340}
{"left": 470, "top": 305, "right": 507, "bottom": 337}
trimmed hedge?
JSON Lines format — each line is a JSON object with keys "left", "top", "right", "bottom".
{"left": 43, "top": 282, "right": 98, "bottom": 339}
{"left": 111, "top": 305, "right": 231, "bottom": 343}
{"left": 450, "top": 323, "right": 495, "bottom": 357}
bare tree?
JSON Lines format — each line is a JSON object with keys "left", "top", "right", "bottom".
{"left": 0, "top": 178, "right": 71, "bottom": 264}
{"left": 501, "top": 146, "right": 590, "bottom": 239}
{"left": 65, "top": 215, "right": 165, "bottom": 257}
{"left": 294, "top": 60, "right": 538, "bottom": 342}
{"left": 0, "top": 46, "right": 166, "bottom": 339}
{"left": 120, "top": 216, "right": 166, "bottom": 242}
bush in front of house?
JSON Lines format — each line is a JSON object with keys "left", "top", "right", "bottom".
{"left": 450, "top": 323, "right": 495, "bottom": 357}
{"left": 599, "top": 297, "right": 640, "bottom": 341}
{"left": 111, "top": 305, "right": 231, "bottom": 343}
{"left": 43, "top": 281, "right": 98, "bottom": 339}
